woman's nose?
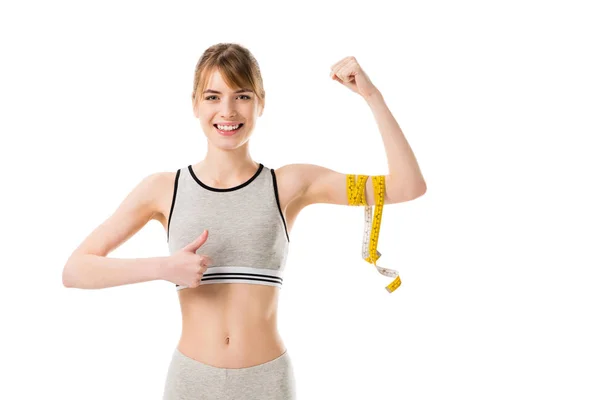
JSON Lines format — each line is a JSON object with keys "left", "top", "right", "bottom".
{"left": 220, "top": 101, "right": 238, "bottom": 117}
{"left": 221, "top": 108, "right": 238, "bottom": 118}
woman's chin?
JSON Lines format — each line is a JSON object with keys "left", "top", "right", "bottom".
{"left": 207, "top": 135, "right": 250, "bottom": 149}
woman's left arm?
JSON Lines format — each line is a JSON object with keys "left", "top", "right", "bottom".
{"left": 289, "top": 56, "right": 426, "bottom": 207}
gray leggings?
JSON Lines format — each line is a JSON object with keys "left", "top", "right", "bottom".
{"left": 162, "top": 348, "right": 297, "bottom": 399}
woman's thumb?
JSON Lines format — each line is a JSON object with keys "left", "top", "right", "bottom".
{"left": 183, "top": 229, "right": 208, "bottom": 252}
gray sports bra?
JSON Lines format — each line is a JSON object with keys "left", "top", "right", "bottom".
{"left": 166, "top": 163, "right": 290, "bottom": 290}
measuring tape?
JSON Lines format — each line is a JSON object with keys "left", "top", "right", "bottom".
{"left": 347, "top": 174, "right": 402, "bottom": 293}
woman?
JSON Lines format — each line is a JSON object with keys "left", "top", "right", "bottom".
{"left": 62, "top": 43, "right": 426, "bottom": 399}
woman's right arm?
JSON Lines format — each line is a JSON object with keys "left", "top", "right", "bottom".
{"left": 62, "top": 172, "right": 170, "bottom": 289}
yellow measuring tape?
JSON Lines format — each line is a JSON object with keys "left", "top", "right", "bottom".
{"left": 347, "top": 174, "right": 402, "bottom": 293}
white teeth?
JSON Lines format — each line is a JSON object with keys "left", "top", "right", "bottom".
{"left": 216, "top": 124, "right": 240, "bottom": 131}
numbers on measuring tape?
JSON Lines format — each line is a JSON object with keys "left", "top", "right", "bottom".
{"left": 386, "top": 275, "right": 402, "bottom": 293}
{"left": 347, "top": 174, "right": 402, "bottom": 293}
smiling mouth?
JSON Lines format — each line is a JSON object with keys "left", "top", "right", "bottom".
{"left": 214, "top": 123, "right": 244, "bottom": 134}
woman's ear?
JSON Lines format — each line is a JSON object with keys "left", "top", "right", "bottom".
{"left": 192, "top": 97, "right": 199, "bottom": 119}
{"left": 258, "top": 100, "right": 264, "bottom": 117}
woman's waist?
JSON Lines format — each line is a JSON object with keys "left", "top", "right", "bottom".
{"left": 180, "top": 308, "right": 280, "bottom": 343}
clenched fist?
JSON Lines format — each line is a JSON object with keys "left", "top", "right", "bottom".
{"left": 330, "top": 56, "right": 379, "bottom": 99}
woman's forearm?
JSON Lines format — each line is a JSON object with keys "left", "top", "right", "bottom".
{"left": 62, "top": 254, "right": 166, "bottom": 289}
{"left": 365, "top": 90, "right": 427, "bottom": 197}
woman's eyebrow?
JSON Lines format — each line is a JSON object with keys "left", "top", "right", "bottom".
{"left": 203, "top": 89, "right": 252, "bottom": 94}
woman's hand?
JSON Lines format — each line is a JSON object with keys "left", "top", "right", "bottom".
{"left": 161, "top": 230, "right": 213, "bottom": 288}
{"left": 330, "top": 56, "right": 379, "bottom": 98}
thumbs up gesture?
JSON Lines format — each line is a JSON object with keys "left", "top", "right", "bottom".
{"left": 162, "top": 230, "right": 213, "bottom": 289}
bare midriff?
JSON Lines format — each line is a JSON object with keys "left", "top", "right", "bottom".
{"left": 176, "top": 282, "right": 286, "bottom": 369}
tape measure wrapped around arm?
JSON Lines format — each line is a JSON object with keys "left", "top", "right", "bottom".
{"left": 347, "top": 174, "right": 402, "bottom": 293}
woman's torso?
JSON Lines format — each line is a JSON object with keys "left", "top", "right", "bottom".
{"left": 153, "top": 162, "right": 306, "bottom": 368}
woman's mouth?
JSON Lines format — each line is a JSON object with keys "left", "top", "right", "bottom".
{"left": 214, "top": 123, "right": 244, "bottom": 136}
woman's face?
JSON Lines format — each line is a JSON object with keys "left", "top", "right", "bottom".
{"left": 193, "top": 69, "right": 263, "bottom": 149}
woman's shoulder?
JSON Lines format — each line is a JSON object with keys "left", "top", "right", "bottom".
{"left": 271, "top": 163, "right": 310, "bottom": 210}
{"left": 145, "top": 169, "right": 180, "bottom": 190}
{"left": 140, "top": 168, "right": 181, "bottom": 224}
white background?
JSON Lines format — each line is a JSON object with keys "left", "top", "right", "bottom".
{"left": 1, "top": 0, "right": 599, "bottom": 399}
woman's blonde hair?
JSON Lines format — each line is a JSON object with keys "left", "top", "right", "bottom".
{"left": 192, "top": 43, "right": 265, "bottom": 109}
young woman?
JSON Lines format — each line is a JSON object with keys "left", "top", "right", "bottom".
{"left": 62, "top": 43, "right": 426, "bottom": 400}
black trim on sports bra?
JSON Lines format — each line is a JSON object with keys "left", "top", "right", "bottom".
{"left": 188, "top": 163, "right": 264, "bottom": 192}
{"left": 166, "top": 169, "right": 181, "bottom": 242}
{"left": 271, "top": 168, "right": 290, "bottom": 243}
